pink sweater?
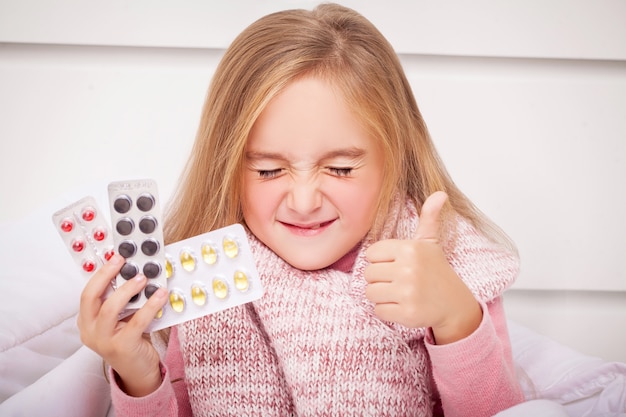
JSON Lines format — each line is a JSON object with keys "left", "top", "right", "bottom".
{"left": 111, "top": 298, "right": 522, "bottom": 416}
{"left": 110, "top": 200, "right": 525, "bottom": 416}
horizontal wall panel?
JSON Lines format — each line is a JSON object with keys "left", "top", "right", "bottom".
{"left": 401, "top": 54, "right": 626, "bottom": 292}
{"left": 504, "top": 289, "right": 626, "bottom": 363}
{"left": 0, "top": 0, "right": 625, "bottom": 60}
{"left": 1, "top": 43, "right": 624, "bottom": 293}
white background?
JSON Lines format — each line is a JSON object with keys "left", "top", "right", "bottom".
{"left": 1, "top": 0, "right": 625, "bottom": 361}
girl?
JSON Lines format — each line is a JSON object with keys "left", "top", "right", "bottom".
{"left": 79, "top": 3, "right": 525, "bottom": 416}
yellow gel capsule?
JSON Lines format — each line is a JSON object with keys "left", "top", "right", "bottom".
{"left": 165, "top": 258, "right": 173, "bottom": 279}
{"left": 223, "top": 237, "right": 239, "bottom": 259}
{"left": 233, "top": 270, "right": 249, "bottom": 292}
{"left": 154, "top": 308, "right": 163, "bottom": 319}
{"left": 212, "top": 278, "right": 229, "bottom": 299}
{"left": 201, "top": 243, "right": 218, "bottom": 265}
{"left": 169, "top": 291, "right": 185, "bottom": 313}
{"left": 191, "top": 284, "right": 207, "bottom": 306}
{"left": 180, "top": 250, "right": 196, "bottom": 272}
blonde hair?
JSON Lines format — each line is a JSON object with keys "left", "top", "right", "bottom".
{"left": 164, "top": 3, "right": 515, "bottom": 252}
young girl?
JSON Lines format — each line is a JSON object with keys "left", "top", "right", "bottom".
{"left": 79, "top": 3, "right": 525, "bottom": 416}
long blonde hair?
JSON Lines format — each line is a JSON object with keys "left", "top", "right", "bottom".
{"left": 164, "top": 3, "right": 515, "bottom": 252}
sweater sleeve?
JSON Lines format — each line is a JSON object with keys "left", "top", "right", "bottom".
{"left": 426, "top": 297, "right": 525, "bottom": 417}
{"left": 109, "top": 327, "right": 192, "bottom": 417}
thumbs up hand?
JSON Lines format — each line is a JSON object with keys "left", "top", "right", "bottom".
{"left": 364, "top": 192, "right": 482, "bottom": 344}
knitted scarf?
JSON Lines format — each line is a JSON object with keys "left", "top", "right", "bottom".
{"left": 178, "top": 196, "right": 518, "bottom": 416}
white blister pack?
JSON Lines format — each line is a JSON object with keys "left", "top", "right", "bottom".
{"left": 52, "top": 196, "right": 117, "bottom": 298}
{"left": 147, "top": 223, "right": 263, "bottom": 332}
{"left": 53, "top": 182, "right": 264, "bottom": 332}
{"left": 108, "top": 179, "right": 166, "bottom": 309}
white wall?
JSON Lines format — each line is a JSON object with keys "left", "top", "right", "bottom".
{"left": 1, "top": 0, "right": 625, "bottom": 361}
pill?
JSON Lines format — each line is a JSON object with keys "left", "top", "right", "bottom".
{"left": 233, "top": 270, "right": 249, "bottom": 292}
{"left": 60, "top": 219, "right": 73, "bottom": 233}
{"left": 118, "top": 240, "right": 137, "bottom": 258}
{"left": 104, "top": 249, "right": 115, "bottom": 261}
{"left": 223, "top": 237, "right": 239, "bottom": 258}
{"left": 212, "top": 278, "right": 228, "bottom": 299}
{"left": 82, "top": 207, "right": 96, "bottom": 222}
{"left": 201, "top": 243, "right": 218, "bottom": 265}
{"left": 113, "top": 195, "right": 132, "bottom": 214}
{"left": 141, "top": 238, "right": 160, "bottom": 256}
{"left": 71, "top": 239, "right": 85, "bottom": 252}
{"left": 144, "top": 284, "right": 159, "bottom": 299}
{"left": 93, "top": 228, "right": 107, "bottom": 242}
{"left": 143, "top": 261, "right": 161, "bottom": 279}
{"left": 169, "top": 291, "right": 185, "bottom": 313}
{"left": 116, "top": 218, "right": 134, "bottom": 236}
{"left": 180, "top": 250, "right": 196, "bottom": 272}
{"left": 165, "top": 257, "right": 174, "bottom": 278}
{"left": 120, "top": 262, "right": 139, "bottom": 280}
{"left": 136, "top": 194, "right": 155, "bottom": 212}
{"left": 82, "top": 259, "right": 96, "bottom": 273}
{"left": 154, "top": 308, "right": 163, "bottom": 319}
{"left": 139, "top": 216, "right": 157, "bottom": 234}
{"left": 191, "top": 284, "right": 207, "bottom": 306}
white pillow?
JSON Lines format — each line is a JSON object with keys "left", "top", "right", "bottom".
{"left": 509, "top": 320, "right": 626, "bottom": 416}
{"left": 0, "top": 183, "right": 111, "bottom": 402}
{"left": 0, "top": 345, "right": 111, "bottom": 416}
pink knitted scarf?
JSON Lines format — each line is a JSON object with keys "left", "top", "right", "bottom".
{"left": 178, "top": 197, "right": 518, "bottom": 416}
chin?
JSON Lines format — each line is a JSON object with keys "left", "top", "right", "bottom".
{"left": 278, "top": 252, "right": 336, "bottom": 271}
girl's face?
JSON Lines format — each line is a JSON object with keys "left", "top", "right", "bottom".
{"left": 242, "top": 76, "right": 385, "bottom": 270}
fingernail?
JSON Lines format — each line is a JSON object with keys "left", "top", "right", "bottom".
{"left": 134, "top": 274, "right": 146, "bottom": 282}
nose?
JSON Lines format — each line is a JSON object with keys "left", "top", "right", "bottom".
{"left": 287, "top": 174, "right": 322, "bottom": 215}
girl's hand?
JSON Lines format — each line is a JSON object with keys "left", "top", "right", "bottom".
{"left": 364, "top": 192, "right": 482, "bottom": 344}
{"left": 77, "top": 254, "right": 168, "bottom": 396}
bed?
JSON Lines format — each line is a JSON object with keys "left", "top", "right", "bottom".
{"left": 1, "top": 192, "right": 625, "bottom": 417}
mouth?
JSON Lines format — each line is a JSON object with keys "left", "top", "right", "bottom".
{"left": 280, "top": 219, "right": 336, "bottom": 235}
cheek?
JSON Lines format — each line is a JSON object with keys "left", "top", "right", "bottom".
{"left": 242, "top": 179, "right": 282, "bottom": 222}
{"left": 330, "top": 177, "right": 382, "bottom": 224}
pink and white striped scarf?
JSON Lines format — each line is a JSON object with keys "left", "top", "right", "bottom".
{"left": 178, "top": 196, "right": 517, "bottom": 416}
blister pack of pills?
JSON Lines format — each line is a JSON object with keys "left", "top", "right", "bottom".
{"left": 108, "top": 179, "right": 166, "bottom": 309}
{"left": 52, "top": 196, "right": 117, "bottom": 298}
{"left": 53, "top": 180, "right": 264, "bottom": 332}
{"left": 147, "top": 223, "right": 263, "bottom": 332}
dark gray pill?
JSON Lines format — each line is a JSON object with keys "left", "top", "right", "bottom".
{"left": 118, "top": 241, "right": 137, "bottom": 258}
{"left": 139, "top": 216, "right": 157, "bottom": 234}
{"left": 144, "top": 284, "right": 160, "bottom": 298}
{"left": 116, "top": 218, "right": 134, "bottom": 236}
{"left": 143, "top": 261, "right": 161, "bottom": 279}
{"left": 113, "top": 195, "right": 132, "bottom": 214}
{"left": 120, "top": 262, "right": 139, "bottom": 280}
{"left": 141, "top": 238, "right": 160, "bottom": 256}
{"left": 136, "top": 194, "right": 155, "bottom": 212}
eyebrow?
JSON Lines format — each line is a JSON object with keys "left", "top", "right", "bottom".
{"left": 245, "top": 147, "right": 366, "bottom": 161}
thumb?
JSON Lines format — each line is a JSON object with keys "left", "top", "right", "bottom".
{"left": 414, "top": 191, "right": 448, "bottom": 241}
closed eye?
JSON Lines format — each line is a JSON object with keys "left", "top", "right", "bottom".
{"left": 257, "top": 169, "right": 284, "bottom": 179}
{"left": 328, "top": 167, "right": 353, "bottom": 177}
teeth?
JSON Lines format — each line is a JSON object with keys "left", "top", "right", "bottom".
{"left": 310, "top": 224, "right": 321, "bottom": 229}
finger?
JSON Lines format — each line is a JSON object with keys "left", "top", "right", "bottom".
{"left": 79, "top": 254, "right": 125, "bottom": 319}
{"left": 123, "top": 287, "right": 168, "bottom": 335}
{"left": 365, "top": 239, "right": 402, "bottom": 263}
{"left": 98, "top": 273, "right": 148, "bottom": 324}
{"left": 414, "top": 191, "right": 448, "bottom": 241}
{"left": 364, "top": 282, "right": 397, "bottom": 304}
{"left": 364, "top": 262, "right": 395, "bottom": 283}
{"left": 372, "top": 303, "right": 417, "bottom": 327}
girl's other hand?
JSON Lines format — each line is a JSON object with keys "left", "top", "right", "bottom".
{"left": 77, "top": 254, "right": 168, "bottom": 396}
{"left": 364, "top": 192, "right": 482, "bottom": 344}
